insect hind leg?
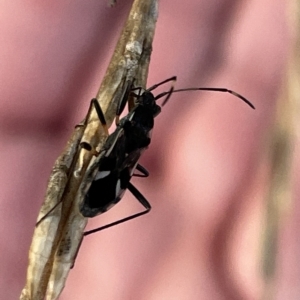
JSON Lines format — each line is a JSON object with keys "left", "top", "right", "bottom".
{"left": 133, "top": 164, "right": 149, "bottom": 178}
{"left": 84, "top": 182, "right": 151, "bottom": 236}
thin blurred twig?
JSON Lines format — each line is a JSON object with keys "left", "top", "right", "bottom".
{"left": 262, "top": 1, "right": 299, "bottom": 299}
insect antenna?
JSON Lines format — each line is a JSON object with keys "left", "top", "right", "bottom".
{"left": 143, "top": 76, "right": 177, "bottom": 106}
{"left": 126, "top": 76, "right": 177, "bottom": 112}
{"left": 147, "top": 76, "right": 177, "bottom": 92}
{"left": 155, "top": 87, "right": 255, "bottom": 109}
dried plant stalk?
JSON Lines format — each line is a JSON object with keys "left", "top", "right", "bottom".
{"left": 20, "top": 0, "right": 158, "bottom": 299}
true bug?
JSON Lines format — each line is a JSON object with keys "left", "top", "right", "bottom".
{"left": 80, "top": 76, "right": 255, "bottom": 236}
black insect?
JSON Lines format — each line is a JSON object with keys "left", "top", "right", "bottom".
{"left": 81, "top": 76, "right": 255, "bottom": 236}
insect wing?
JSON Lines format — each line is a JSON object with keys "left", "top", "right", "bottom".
{"left": 80, "top": 126, "right": 129, "bottom": 217}
{"left": 80, "top": 111, "right": 150, "bottom": 218}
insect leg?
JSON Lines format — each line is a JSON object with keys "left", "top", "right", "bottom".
{"left": 116, "top": 81, "right": 134, "bottom": 124}
{"left": 70, "top": 235, "right": 84, "bottom": 269}
{"left": 133, "top": 164, "right": 149, "bottom": 177}
{"left": 91, "top": 98, "right": 108, "bottom": 133}
{"left": 83, "top": 182, "right": 151, "bottom": 236}
{"left": 127, "top": 86, "right": 144, "bottom": 112}
{"left": 130, "top": 86, "right": 143, "bottom": 95}
{"left": 75, "top": 98, "right": 107, "bottom": 131}
{"left": 37, "top": 99, "right": 109, "bottom": 226}
{"left": 36, "top": 200, "right": 63, "bottom": 227}
{"left": 80, "top": 99, "right": 109, "bottom": 154}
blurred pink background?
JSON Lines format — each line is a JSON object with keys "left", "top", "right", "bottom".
{"left": 0, "top": 0, "right": 294, "bottom": 299}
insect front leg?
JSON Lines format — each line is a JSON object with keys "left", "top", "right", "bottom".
{"left": 115, "top": 80, "right": 134, "bottom": 125}
{"left": 79, "top": 98, "right": 109, "bottom": 154}
{"left": 37, "top": 99, "right": 108, "bottom": 226}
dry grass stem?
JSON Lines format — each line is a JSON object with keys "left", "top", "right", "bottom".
{"left": 262, "top": 1, "right": 299, "bottom": 299}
